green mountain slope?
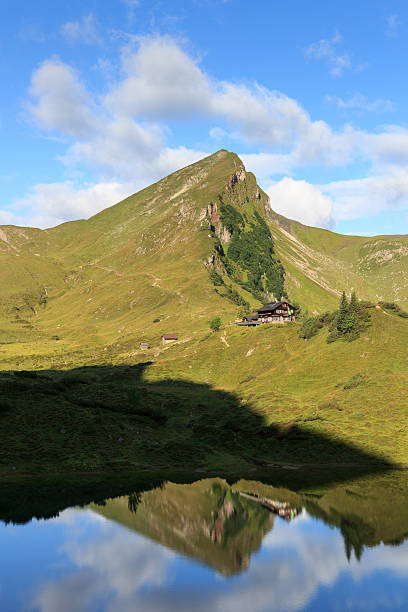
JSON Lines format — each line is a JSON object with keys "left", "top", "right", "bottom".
{"left": 1, "top": 149, "right": 408, "bottom": 470}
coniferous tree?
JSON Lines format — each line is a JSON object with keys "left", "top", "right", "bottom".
{"left": 349, "top": 290, "right": 359, "bottom": 316}
{"left": 336, "top": 291, "right": 349, "bottom": 332}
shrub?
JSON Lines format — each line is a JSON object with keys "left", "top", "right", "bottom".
{"left": 359, "top": 300, "right": 376, "bottom": 309}
{"left": 379, "top": 301, "right": 408, "bottom": 318}
{"left": 209, "top": 269, "right": 224, "bottom": 286}
{"left": 339, "top": 373, "right": 367, "bottom": 390}
{"left": 299, "top": 316, "right": 324, "bottom": 339}
{"left": 318, "top": 400, "right": 342, "bottom": 411}
{"left": 209, "top": 316, "right": 221, "bottom": 332}
{"left": 224, "top": 285, "right": 250, "bottom": 309}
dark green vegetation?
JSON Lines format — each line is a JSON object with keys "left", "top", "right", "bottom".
{"left": 379, "top": 301, "right": 408, "bottom": 318}
{"left": 1, "top": 150, "right": 408, "bottom": 471}
{"left": 299, "top": 291, "right": 372, "bottom": 342}
{"left": 218, "top": 206, "right": 285, "bottom": 301}
{"left": 0, "top": 363, "right": 393, "bottom": 474}
{"left": 209, "top": 316, "right": 221, "bottom": 331}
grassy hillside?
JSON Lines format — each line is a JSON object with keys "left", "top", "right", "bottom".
{"left": 268, "top": 209, "right": 408, "bottom": 310}
{"left": 1, "top": 150, "right": 408, "bottom": 471}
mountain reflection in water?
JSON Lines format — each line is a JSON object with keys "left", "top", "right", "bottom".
{"left": 90, "top": 480, "right": 301, "bottom": 576}
{"left": 1, "top": 471, "right": 408, "bottom": 611}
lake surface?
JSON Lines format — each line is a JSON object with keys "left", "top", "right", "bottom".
{"left": 1, "top": 471, "right": 408, "bottom": 611}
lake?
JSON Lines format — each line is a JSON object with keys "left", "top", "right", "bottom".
{"left": 1, "top": 470, "right": 408, "bottom": 611}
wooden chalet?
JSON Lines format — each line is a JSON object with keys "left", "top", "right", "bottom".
{"left": 237, "top": 300, "right": 296, "bottom": 326}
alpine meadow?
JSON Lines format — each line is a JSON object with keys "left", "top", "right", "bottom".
{"left": 1, "top": 149, "right": 407, "bottom": 473}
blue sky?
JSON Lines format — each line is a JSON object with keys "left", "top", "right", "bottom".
{"left": 1, "top": 0, "right": 408, "bottom": 234}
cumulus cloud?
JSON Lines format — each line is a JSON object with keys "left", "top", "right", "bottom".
{"left": 359, "top": 127, "right": 408, "bottom": 169}
{"left": 323, "top": 170, "right": 408, "bottom": 221}
{"left": 267, "top": 177, "right": 335, "bottom": 229}
{"left": 241, "top": 152, "right": 294, "bottom": 178}
{"left": 262, "top": 169, "right": 408, "bottom": 230}
{"left": 27, "top": 58, "right": 97, "bottom": 138}
{"left": 105, "top": 37, "right": 212, "bottom": 119}
{"left": 28, "top": 37, "right": 353, "bottom": 166}
{"left": 11, "top": 181, "right": 133, "bottom": 228}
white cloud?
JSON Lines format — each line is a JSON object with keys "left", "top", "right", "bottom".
{"left": 267, "top": 177, "right": 334, "bottom": 229}
{"left": 0, "top": 209, "right": 26, "bottom": 226}
{"left": 213, "top": 83, "right": 313, "bottom": 148}
{"left": 27, "top": 58, "right": 98, "bottom": 138}
{"left": 11, "top": 181, "right": 133, "bottom": 228}
{"left": 359, "top": 127, "right": 408, "bottom": 169}
{"left": 241, "top": 152, "right": 294, "bottom": 178}
{"left": 304, "top": 31, "right": 353, "bottom": 77}
{"left": 323, "top": 170, "right": 408, "bottom": 221}
{"left": 19, "top": 38, "right": 372, "bottom": 176}
{"left": 326, "top": 94, "right": 395, "bottom": 113}
{"left": 105, "top": 37, "right": 212, "bottom": 119}
{"left": 261, "top": 169, "right": 408, "bottom": 230}
{"left": 61, "top": 14, "right": 102, "bottom": 45}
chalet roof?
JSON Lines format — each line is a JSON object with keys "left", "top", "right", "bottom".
{"left": 257, "top": 301, "right": 282, "bottom": 313}
{"left": 161, "top": 333, "right": 178, "bottom": 340}
{"left": 245, "top": 315, "right": 259, "bottom": 321}
{"left": 257, "top": 300, "right": 295, "bottom": 314}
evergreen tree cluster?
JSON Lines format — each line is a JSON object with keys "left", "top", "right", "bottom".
{"left": 327, "top": 291, "right": 371, "bottom": 343}
{"left": 299, "top": 291, "right": 372, "bottom": 343}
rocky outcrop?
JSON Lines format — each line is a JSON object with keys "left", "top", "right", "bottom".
{"left": 221, "top": 226, "right": 231, "bottom": 243}
{"left": 228, "top": 168, "right": 246, "bottom": 190}
{"left": 207, "top": 202, "right": 220, "bottom": 223}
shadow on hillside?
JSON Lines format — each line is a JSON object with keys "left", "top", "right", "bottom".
{"left": 0, "top": 361, "right": 397, "bottom": 524}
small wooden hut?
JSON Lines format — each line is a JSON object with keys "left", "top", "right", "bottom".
{"left": 161, "top": 333, "right": 178, "bottom": 345}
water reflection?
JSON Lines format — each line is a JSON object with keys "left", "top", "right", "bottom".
{"left": 90, "top": 480, "right": 302, "bottom": 576}
{"left": 1, "top": 472, "right": 408, "bottom": 611}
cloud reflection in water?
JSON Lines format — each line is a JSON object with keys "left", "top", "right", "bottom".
{"left": 28, "top": 507, "right": 408, "bottom": 612}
